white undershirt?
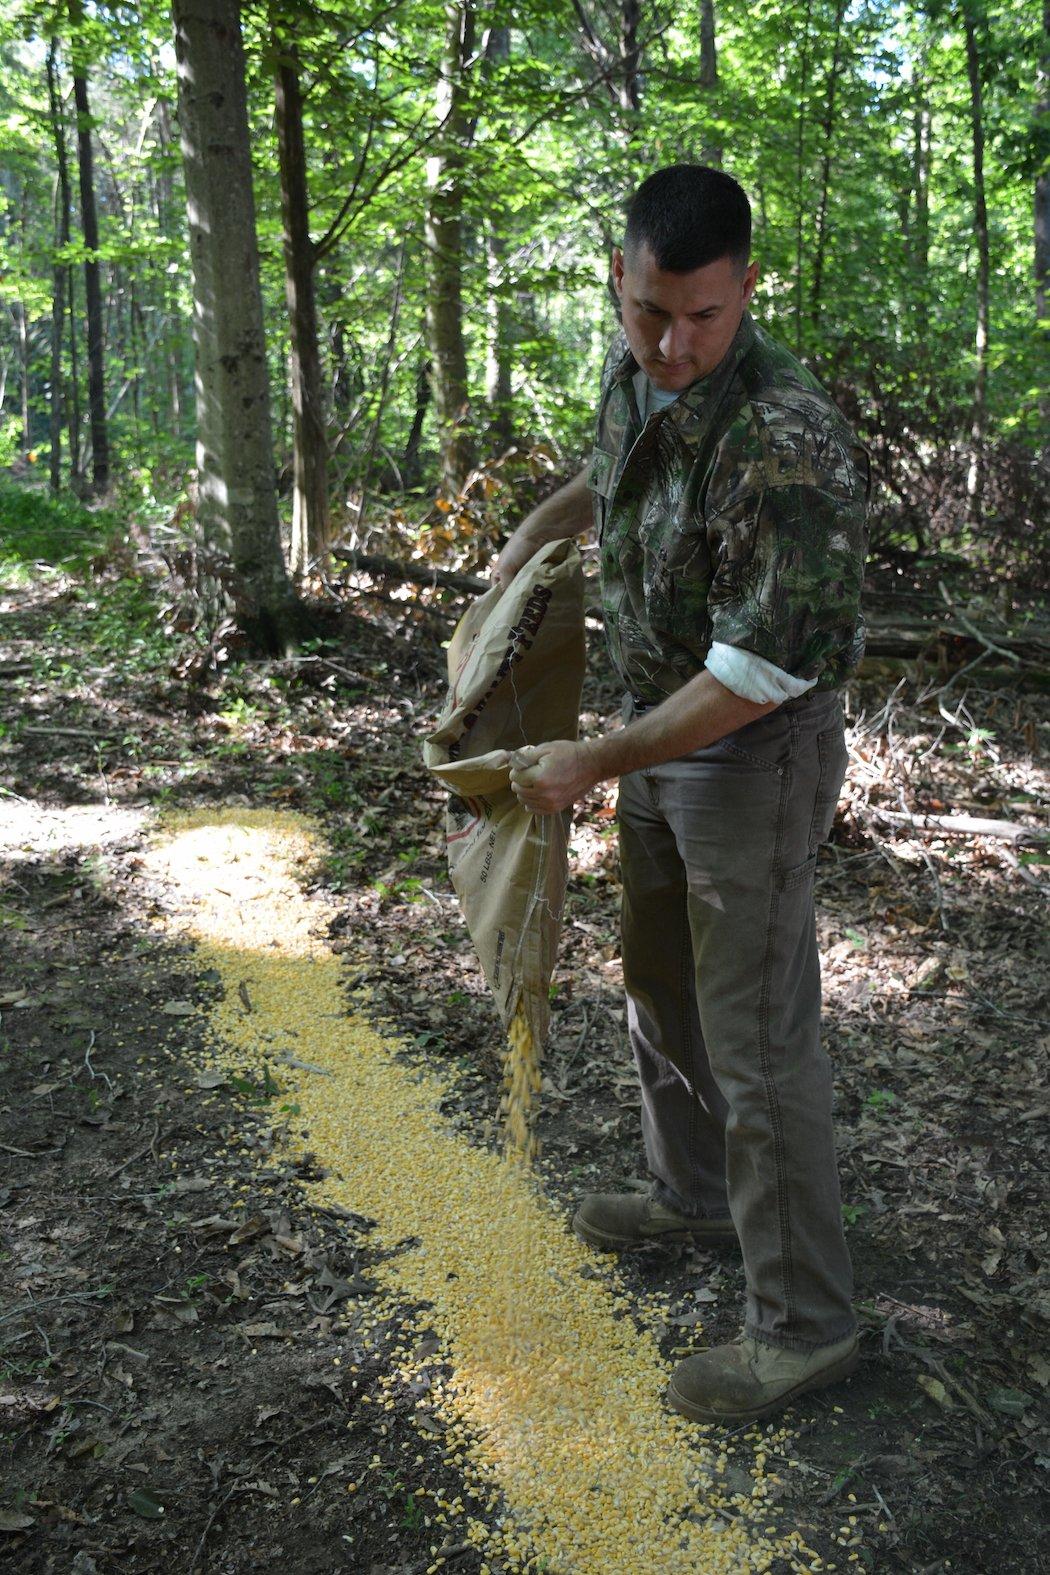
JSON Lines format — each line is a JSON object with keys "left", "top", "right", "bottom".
{"left": 632, "top": 372, "right": 818, "bottom": 706}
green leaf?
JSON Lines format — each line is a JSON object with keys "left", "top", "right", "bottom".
{"left": 127, "top": 1488, "right": 165, "bottom": 1519}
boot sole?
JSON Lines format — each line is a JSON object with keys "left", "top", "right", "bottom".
{"left": 571, "top": 1211, "right": 738, "bottom": 1253}
{"left": 665, "top": 1343, "right": 861, "bottom": 1424}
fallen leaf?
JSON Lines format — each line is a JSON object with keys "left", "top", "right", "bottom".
{"left": 195, "top": 1069, "right": 227, "bottom": 1089}
{"left": 160, "top": 1000, "right": 195, "bottom": 1017}
{"left": 126, "top": 1488, "right": 165, "bottom": 1519}
{"left": 1027, "top": 1353, "right": 1050, "bottom": 1389}
{"left": 917, "top": 1375, "right": 951, "bottom": 1409}
{"left": 0, "top": 1511, "right": 35, "bottom": 1532}
{"left": 986, "top": 1386, "right": 1032, "bottom": 1418}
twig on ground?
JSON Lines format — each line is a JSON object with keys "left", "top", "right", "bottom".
{"left": 83, "top": 1030, "right": 113, "bottom": 1094}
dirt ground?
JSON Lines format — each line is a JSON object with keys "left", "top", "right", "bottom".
{"left": 1, "top": 562, "right": 1047, "bottom": 1574}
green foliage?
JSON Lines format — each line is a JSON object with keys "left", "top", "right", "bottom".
{"left": 0, "top": 480, "right": 121, "bottom": 578}
{"left": 0, "top": 0, "right": 1043, "bottom": 578}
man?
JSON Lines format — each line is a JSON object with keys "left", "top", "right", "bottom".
{"left": 493, "top": 165, "right": 869, "bottom": 1425}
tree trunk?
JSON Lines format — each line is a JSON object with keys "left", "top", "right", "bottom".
{"left": 172, "top": 0, "right": 304, "bottom": 653}
{"left": 484, "top": 26, "right": 513, "bottom": 447}
{"left": 1036, "top": 0, "right": 1049, "bottom": 325}
{"left": 14, "top": 299, "right": 29, "bottom": 455}
{"left": 273, "top": 33, "right": 330, "bottom": 578}
{"left": 620, "top": 0, "right": 641, "bottom": 113}
{"left": 911, "top": 66, "right": 931, "bottom": 278}
{"left": 962, "top": 1, "right": 989, "bottom": 527}
{"left": 47, "top": 41, "right": 68, "bottom": 491}
{"left": 67, "top": 259, "right": 81, "bottom": 484}
{"left": 401, "top": 352, "right": 432, "bottom": 491}
{"left": 153, "top": 96, "right": 183, "bottom": 430}
{"left": 69, "top": 0, "right": 109, "bottom": 496}
{"left": 699, "top": 0, "right": 721, "bottom": 165}
{"left": 793, "top": 0, "right": 815, "bottom": 355}
{"left": 809, "top": 0, "right": 847, "bottom": 329}
{"left": 424, "top": 0, "right": 476, "bottom": 494}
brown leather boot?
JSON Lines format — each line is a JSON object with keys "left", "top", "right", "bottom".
{"left": 667, "top": 1331, "right": 860, "bottom": 1423}
{"left": 572, "top": 1186, "right": 738, "bottom": 1251}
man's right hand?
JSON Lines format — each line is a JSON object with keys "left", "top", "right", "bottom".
{"left": 489, "top": 464, "right": 593, "bottom": 590}
{"left": 492, "top": 525, "right": 541, "bottom": 589}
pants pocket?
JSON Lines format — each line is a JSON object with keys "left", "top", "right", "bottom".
{"left": 808, "top": 723, "right": 848, "bottom": 852}
{"left": 777, "top": 852, "right": 818, "bottom": 892}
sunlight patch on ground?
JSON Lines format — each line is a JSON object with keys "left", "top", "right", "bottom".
{"left": 0, "top": 796, "right": 145, "bottom": 859}
{"left": 143, "top": 807, "right": 828, "bottom": 1575}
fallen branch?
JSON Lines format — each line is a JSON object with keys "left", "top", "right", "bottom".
{"left": 870, "top": 806, "right": 1048, "bottom": 842}
{"left": 331, "top": 548, "right": 487, "bottom": 597}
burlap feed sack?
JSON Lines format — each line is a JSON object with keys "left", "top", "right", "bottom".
{"left": 423, "top": 539, "right": 586, "bottom": 1047}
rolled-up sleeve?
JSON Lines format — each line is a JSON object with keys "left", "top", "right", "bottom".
{"left": 705, "top": 434, "right": 869, "bottom": 685}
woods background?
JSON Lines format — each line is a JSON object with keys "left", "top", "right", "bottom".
{"left": 0, "top": 0, "right": 1046, "bottom": 638}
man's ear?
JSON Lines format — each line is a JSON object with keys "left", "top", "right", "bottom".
{"left": 741, "top": 259, "right": 759, "bottom": 308}
{"left": 611, "top": 247, "right": 625, "bottom": 300}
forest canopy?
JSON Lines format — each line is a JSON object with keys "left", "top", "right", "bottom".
{"left": 0, "top": 0, "right": 1046, "bottom": 613}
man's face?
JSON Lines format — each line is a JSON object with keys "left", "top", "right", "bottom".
{"left": 612, "top": 244, "right": 759, "bottom": 392}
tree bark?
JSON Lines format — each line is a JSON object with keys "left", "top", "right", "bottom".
{"left": 699, "top": 0, "right": 721, "bottom": 166}
{"left": 47, "top": 42, "right": 67, "bottom": 491}
{"left": 962, "top": 1, "right": 989, "bottom": 527}
{"left": 172, "top": 0, "right": 304, "bottom": 654}
{"left": 424, "top": 0, "right": 476, "bottom": 493}
{"left": 620, "top": 0, "right": 641, "bottom": 113}
{"left": 273, "top": 32, "right": 330, "bottom": 578}
{"left": 68, "top": 0, "right": 109, "bottom": 496}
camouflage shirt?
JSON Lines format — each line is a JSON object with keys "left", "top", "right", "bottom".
{"left": 587, "top": 313, "right": 869, "bottom": 704}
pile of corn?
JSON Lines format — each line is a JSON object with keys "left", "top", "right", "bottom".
{"left": 500, "top": 1005, "right": 542, "bottom": 1163}
{"left": 143, "top": 808, "right": 852, "bottom": 1574}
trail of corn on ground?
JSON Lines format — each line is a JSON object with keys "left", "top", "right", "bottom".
{"left": 144, "top": 807, "right": 855, "bottom": 1575}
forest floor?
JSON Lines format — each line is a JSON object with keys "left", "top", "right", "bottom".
{"left": 0, "top": 541, "right": 1048, "bottom": 1574}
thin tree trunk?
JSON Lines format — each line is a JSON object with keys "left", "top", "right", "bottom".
{"left": 14, "top": 300, "right": 29, "bottom": 454}
{"left": 47, "top": 43, "right": 67, "bottom": 490}
{"left": 172, "top": 0, "right": 304, "bottom": 653}
{"left": 962, "top": 1, "right": 989, "bottom": 527}
{"left": 67, "top": 261, "right": 81, "bottom": 483}
{"left": 699, "top": 0, "right": 721, "bottom": 166}
{"left": 401, "top": 352, "right": 431, "bottom": 491}
{"left": 424, "top": 0, "right": 476, "bottom": 493}
{"left": 793, "top": 0, "right": 815, "bottom": 355}
{"left": 1036, "top": 0, "right": 1049, "bottom": 324}
{"left": 153, "top": 97, "right": 183, "bottom": 429}
{"left": 912, "top": 65, "right": 931, "bottom": 277}
{"left": 273, "top": 32, "right": 330, "bottom": 578}
{"left": 809, "top": 0, "right": 847, "bottom": 328}
{"left": 69, "top": 0, "right": 109, "bottom": 495}
{"left": 484, "top": 26, "right": 513, "bottom": 446}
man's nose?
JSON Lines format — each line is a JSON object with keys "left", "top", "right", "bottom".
{"left": 659, "top": 320, "right": 687, "bottom": 360}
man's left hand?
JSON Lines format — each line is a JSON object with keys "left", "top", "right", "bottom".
{"left": 508, "top": 741, "right": 600, "bottom": 815}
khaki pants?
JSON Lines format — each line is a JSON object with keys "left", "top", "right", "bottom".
{"left": 617, "top": 691, "right": 855, "bottom": 1351}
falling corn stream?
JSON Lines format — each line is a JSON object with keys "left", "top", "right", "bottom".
{"left": 144, "top": 807, "right": 847, "bottom": 1574}
{"left": 501, "top": 1008, "right": 542, "bottom": 1164}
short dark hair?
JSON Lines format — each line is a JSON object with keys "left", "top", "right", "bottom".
{"left": 624, "top": 165, "right": 751, "bottom": 273}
